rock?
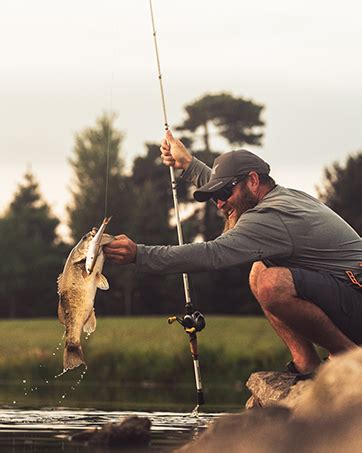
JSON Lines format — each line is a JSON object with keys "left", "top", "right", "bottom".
{"left": 245, "top": 395, "right": 261, "bottom": 409}
{"left": 176, "top": 403, "right": 362, "bottom": 453}
{"left": 245, "top": 370, "right": 303, "bottom": 407}
{"left": 176, "top": 406, "right": 291, "bottom": 453}
{"left": 282, "top": 347, "right": 362, "bottom": 417}
{"left": 178, "top": 348, "right": 362, "bottom": 453}
{"left": 71, "top": 416, "right": 151, "bottom": 447}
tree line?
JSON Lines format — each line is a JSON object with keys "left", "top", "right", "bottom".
{"left": 0, "top": 92, "right": 361, "bottom": 318}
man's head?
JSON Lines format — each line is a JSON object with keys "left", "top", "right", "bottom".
{"left": 193, "top": 150, "right": 275, "bottom": 230}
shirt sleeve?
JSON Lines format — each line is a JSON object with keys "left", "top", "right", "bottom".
{"left": 135, "top": 210, "right": 294, "bottom": 273}
{"left": 180, "top": 157, "right": 212, "bottom": 188}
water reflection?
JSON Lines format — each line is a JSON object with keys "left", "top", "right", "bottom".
{"left": 0, "top": 408, "right": 221, "bottom": 452}
{"left": 0, "top": 379, "right": 247, "bottom": 412}
{"left": 0, "top": 380, "right": 245, "bottom": 451}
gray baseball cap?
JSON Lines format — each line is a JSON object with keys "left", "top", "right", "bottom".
{"left": 193, "top": 149, "right": 270, "bottom": 202}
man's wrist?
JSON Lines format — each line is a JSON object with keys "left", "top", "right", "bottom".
{"left": 181, "top": 154, "right": 192, "bottom": 171}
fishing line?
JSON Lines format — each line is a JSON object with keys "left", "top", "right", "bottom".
{"left": 104, "top": 82, "right": 113, "bottom": 219}
{"left": 148, "top": 0, "right": 205, "bottom": 412}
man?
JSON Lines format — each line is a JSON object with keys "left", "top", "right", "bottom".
{"left": 104, "top": 130, "right": 362, "bottom": 377}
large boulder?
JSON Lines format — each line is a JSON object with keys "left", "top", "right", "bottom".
{"left": 282, "top": 347, "right": 362, "bottom": 417}
{"left": 177, "top": 348, "right": 362, "bottom": 453}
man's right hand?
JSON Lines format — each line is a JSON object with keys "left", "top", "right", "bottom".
{"left": 160, "top": 130, "right": 192, "bottom": 171}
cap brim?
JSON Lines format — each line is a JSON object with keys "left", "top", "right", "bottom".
{"left": 193, "top": 177, "right": 233, "bottom": 202}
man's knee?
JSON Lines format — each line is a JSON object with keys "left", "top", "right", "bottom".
{"left": 249, "top": 261, "right": 267, "bottom": 297}
{"left": 254, "top": 267, "right": 296, "bottom": 310}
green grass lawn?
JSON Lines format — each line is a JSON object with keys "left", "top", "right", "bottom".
{"left": 0, "top": 316, "right": 290, "bottom": 384}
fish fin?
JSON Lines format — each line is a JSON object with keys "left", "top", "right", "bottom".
{"left": 63, "top": 343, "right": 85, "bottom": 371}
{"left": 83, "top": 309, "right": 97, "bottom": 334}
{"left": 57, "top": 302, "right": 65, "bottom": 325}
{"left": 97, "top": 274, "right": 109, "bottom": 290}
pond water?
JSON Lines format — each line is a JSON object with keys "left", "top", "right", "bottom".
{"left": 0, "top": 408, "right": 221, "bottom": 452}
{"left": 0, "top": 379, "right": 245, "bottom": 452}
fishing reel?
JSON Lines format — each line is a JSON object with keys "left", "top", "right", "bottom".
{"left": 168, "top": 304, "right": 206, "bottom": 335}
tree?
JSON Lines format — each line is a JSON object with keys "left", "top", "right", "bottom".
{"left": 317, "top": 151, "right": 362, "bottom": 235}
{"left": 66, "top": 113, "right": 136, "bottom": 316}
{"left": 67, "top": 112, "right": 131, "bottom": 240}
{"left": 0, "top": 171, "right": 64, "bottom": 317}
{"left": 175, "top": 92, "right": 265, "bottom": 242}
{"left": 176, "top": 92, "right": 265, "bottom": 152}
{"left": 130, "top": 143, "right": 178, "bottom": 244}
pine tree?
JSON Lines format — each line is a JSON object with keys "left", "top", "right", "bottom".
{"left": 67, "top": 113, "right": 131, "bottom": 240}
{"left": 67, "top": 113, "right": 135, "bottom": 316}
{"left": 0, "top": 171, "right": 63, "bottom": 317}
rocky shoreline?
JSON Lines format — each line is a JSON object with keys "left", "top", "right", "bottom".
{"left": 177, "top": 348, "right": 362, "bottom": 452}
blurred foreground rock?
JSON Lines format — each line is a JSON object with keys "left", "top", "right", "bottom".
{"left": 72, "top": 416, "right": 151, "bottom": 448}
{"left": 177, "top": 348, "right": 362, "bottom": 453}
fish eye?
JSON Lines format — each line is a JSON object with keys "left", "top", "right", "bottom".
{"left": 81, "top": 234, "right": 88, "bottom": 241}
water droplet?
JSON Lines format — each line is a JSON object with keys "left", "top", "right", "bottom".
{"left": 22, "top": 380, "right": 26, "bottom": 384}
{"left": 62, "top": 395, "right": 65, "bottom": 399}
{"left": 13, "top": 401, "right": 16, "bottom": 404}
{"left": 39, "top": 364, "right": 43, "bottom": 368}
{"left": 45, "top": 380, "right": 49, "bottom": 384}
{"left": 52, "top": 353, "right": 56, "bottom": 356}
{"left": 24, "top": 393, "right": 27, "bottom": 396}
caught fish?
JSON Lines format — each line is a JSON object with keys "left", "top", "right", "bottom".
{"left": 86, "top": 216, "right": 112, "bottom": 274}
{"left": 57, "top": 228, "right": 114, "bottom": 371}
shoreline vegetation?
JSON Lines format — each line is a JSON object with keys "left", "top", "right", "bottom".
{"left": 0, "top": 316, "right": 289, "bottom": 383}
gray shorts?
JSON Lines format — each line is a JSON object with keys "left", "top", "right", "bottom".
{"left": 290, "top": 268, "right": 362, "bottom": 345}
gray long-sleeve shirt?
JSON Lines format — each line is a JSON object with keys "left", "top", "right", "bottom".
{"left": 136, "top": 157, "right": 362, "bottom": 284}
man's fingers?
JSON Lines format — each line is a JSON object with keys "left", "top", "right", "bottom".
{"left": 166, "top": 129, "right": 174, "bottom": 143}
{"left": 115, "top": 234, "right": 128, "bottom": 240}
{"left": 161, "top": 137, "right": 169, "bottom": 149}
{"left": 161, "top": 155, "right": 176, "bottom": 167}
{"left": 106, "top": 253, "right": 125, "bottom": 262}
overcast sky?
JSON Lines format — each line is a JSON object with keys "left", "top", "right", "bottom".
{"left": 1, "top": 0, "right": 361, "bottom": 229}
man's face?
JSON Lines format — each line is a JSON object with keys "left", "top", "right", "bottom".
{"left": 215, "top": 178, "right": 259, "bottom": 232}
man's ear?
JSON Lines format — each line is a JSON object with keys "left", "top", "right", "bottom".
{"left": 247, "top": 171, "right": 260, "bottom": 190}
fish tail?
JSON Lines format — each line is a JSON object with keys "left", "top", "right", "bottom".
{"left": 63, "top": 342, "right": 85, "bottom": 371}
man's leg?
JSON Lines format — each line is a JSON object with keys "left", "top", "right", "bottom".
{"left": 250, "top": 262, "right": 321, "bottom": 373}
{"left": 250, "top": 263, "right": 356, "bottom": 373}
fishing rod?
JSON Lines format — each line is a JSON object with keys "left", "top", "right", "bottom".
{"left": 148, "top": 0, "right": 205, "bottom": 411}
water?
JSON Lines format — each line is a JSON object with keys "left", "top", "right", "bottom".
{"left": 0, "top": 379, "right": 245, "bottom": 452}
{"left": 0, "top": 408, "right": 221, "bottom": 452}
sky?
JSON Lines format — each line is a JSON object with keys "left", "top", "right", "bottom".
{"left": 1, "top": 0, "right": 362, "bottom": 232}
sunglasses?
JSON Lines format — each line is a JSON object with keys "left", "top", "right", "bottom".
{"left": 211, "top": 176, "right": 246, "bottom": 203}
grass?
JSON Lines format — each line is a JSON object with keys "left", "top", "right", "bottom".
{"left": 0, "top": 316, "right": 290, "bottom": 384}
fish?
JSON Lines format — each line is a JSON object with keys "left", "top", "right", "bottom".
{"left": 85, "top": 216, "right": 112, "bottom": 275}
{"left": 57, "top": 228, "right": 114, "bottom": 371}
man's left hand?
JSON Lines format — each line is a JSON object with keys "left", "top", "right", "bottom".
{"left": 103, "top": 234, "right": 137, "bottom": 265}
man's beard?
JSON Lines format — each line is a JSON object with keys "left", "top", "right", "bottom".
{"left": 223, "top": 184, "right": 258, "bottom": 233}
